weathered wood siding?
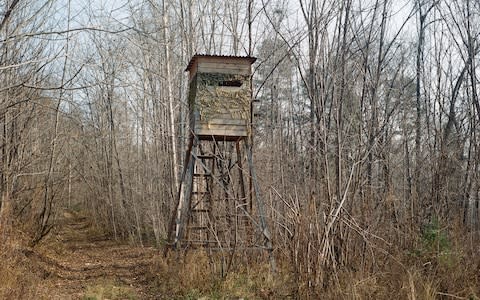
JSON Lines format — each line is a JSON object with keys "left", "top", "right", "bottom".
{"left": 188, "top": 60, "right": 252, "bottom": 139}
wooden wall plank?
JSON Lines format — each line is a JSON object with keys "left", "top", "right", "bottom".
{"left": 206, "top": 119, "right": 246, "bottom": 126}
{"left": 197, "top": 66, "right": 250, "bottom": 75}
{"left": 195, "top": 128, "right": 248, "bottom": 137}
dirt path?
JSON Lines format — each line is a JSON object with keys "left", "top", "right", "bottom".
{"left": 32, "top": 211, "right": 161, "bottom": 299}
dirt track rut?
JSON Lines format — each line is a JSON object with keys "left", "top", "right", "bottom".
{"left": 33, "top": 211, "right": 161, "bottom": 299}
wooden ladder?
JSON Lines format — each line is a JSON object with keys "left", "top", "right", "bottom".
{"left": 170, "top": 136, "right": 276, "bottom": 273}
{"left": 185, "top": 151, "right": 215, "bottom": 248}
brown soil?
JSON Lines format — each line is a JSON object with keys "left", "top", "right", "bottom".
{"left": 31, "top": 211, "right": 162, "bottom": 299}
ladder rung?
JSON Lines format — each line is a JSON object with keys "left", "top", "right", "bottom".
{"left": 191, "top": 209, "right": 210, "bottom": 213}
{"left": 189, "top": 226, "right": 209, "bottom": 230}
{"left": 192, "top": 191, "right": 209, "bottom": 194}
{"left": 186, "top": 240, "right": 219, "bottom": 244}
{"left": 193, "top": 173, "right": 211, "bottom": 177}
{"left": 192, "top": 201, "right": 210, "bottom": 209}
{"left": 197, "top": 155, "right": 215, "bottom": 159}
{"left": 215, "top": 213, "right": 249, "bottom": 217}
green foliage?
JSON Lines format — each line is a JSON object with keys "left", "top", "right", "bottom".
{"left": 422, "top": 218, "right": 450, "bottom": 253}
{"left": 469, "top": 294, "right": 479, "bottom": 300}
{"left": 413, "top": 217, "right": 454, "bottom": 267}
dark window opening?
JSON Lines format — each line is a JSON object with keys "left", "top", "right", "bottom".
{"left": 219, "top": 80, "right": 242, "bottom": 87}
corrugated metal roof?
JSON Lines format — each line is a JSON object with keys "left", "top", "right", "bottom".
{"left": 185, "top": 54, "right": 257, "bottom": 72}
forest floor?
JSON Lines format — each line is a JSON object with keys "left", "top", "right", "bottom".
{"left": 4, "top": 209, "right": 479, "bottom": 299}
{"left": 22, "top": 210, "right": 278, "bottom": 300}
{"left": 31, "top": 210, "right": 161, "bottom": 299}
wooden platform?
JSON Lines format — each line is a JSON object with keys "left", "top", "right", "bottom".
{"left": 193, "top": 117, "right": 248, "bottom": 139}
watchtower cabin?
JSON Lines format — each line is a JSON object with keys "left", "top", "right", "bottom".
{"left": 168, "top": 54, "right": 274, "bottom": 272}
{"left": 186, "top": 55, "right": 256, "bottom": 140}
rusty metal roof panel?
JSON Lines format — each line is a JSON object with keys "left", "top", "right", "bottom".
{"left": 185, "top": 54, "right": 257, "bottom": 72}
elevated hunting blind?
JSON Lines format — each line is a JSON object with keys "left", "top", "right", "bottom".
{"left": 186, "top": 55, "right": 256, "bottom": 139}
{"left": 167, "top": 54, "right": 274, "bottom": 274}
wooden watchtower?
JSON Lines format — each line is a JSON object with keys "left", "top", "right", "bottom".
{"left": 187, "top": 55, "right": 254, "bottom": 139}
{"left": 168, "top": 55, "right": 273, "bottom": 267}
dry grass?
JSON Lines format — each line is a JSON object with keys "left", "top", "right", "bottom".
{"left": 0, "top": 225, "right": 42, "bottom": 299}
{"left": 147, "top": 251, "right": 291, "bottom": 299}
{"left": 82, "top": 280, "right": 137, "bottom": 300}
{"left": 2, "top": 211, "right": 480, "bottom": 300}
{"left": 147, "top": 243, "right": 479, "bottom": 299}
